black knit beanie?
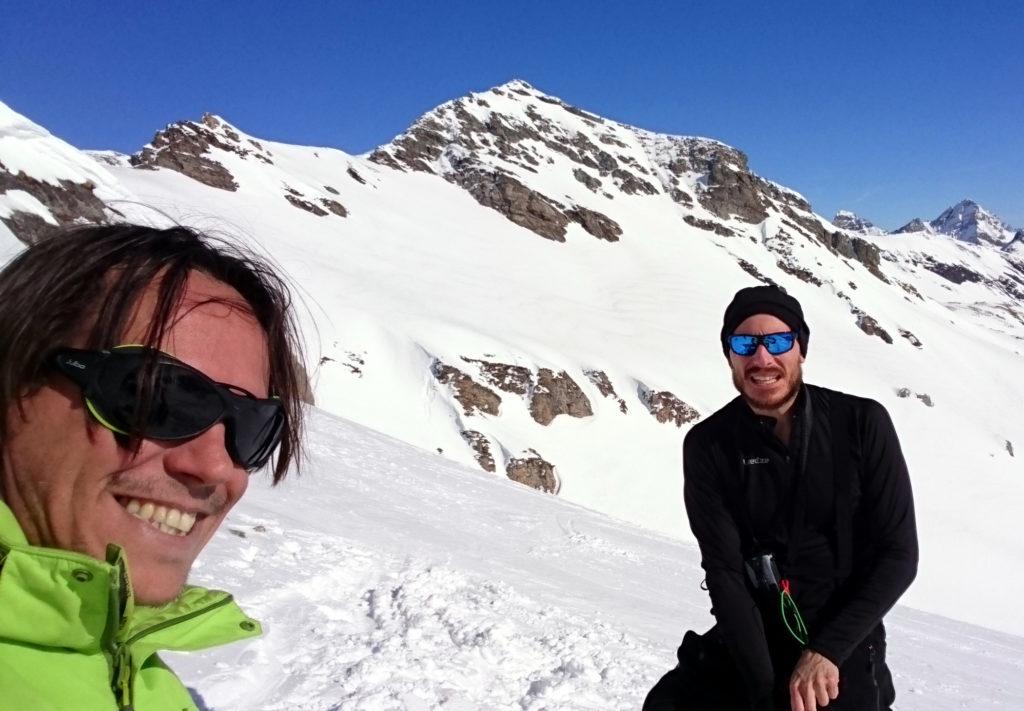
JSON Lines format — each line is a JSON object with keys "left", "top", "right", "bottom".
{"left": 720, "top": 285, "right": 810, "bottom": 356}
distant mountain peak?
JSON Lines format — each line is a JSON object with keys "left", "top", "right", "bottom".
{"left": 833, "top": 210, "right": 886, "bottom": 235}
{"left": 129, "top": 112, "right": 275, "bottom": 192}
{"left": 929, "top": 198, "right": 1016, "bottom": 246}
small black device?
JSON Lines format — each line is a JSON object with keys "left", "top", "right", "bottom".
{"left": 744, "top": 552, "right": 781, "bottom": 594}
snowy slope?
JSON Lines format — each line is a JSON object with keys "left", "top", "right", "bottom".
{"left": 1, "top": 87, "right": 1022, "bottom": 642}
{"left": 167, "top": 408, "right": 1024, "bottom": 711}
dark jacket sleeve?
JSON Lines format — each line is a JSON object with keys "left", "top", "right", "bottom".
{"left": 808, "top": 400, "right": 919, "bottom": 665}
{"left": 683, "top": 428, "right": 775, "bottom": 709}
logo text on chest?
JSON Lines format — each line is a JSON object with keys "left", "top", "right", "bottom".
{"left": 742, "top": 456, "right": 770, "bottom": 466}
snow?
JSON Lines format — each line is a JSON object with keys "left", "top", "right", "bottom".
{"left": 0, "top": 101, "right": 126, "bottom": 200}
{"left": 21, "top": 98, "right": 1019, "bottom": 638}
{"left": 2, "top": 89, "right": 1024, "bottom": 695}
{"left": 167, "top": 408, "right": 1024, "bottom": 710}
{"left": 0, "top": 189, "right": 57, "bottom": 223}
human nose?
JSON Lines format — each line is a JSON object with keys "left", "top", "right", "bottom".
{"left": 749, "top": 343, "right": 776, "bottom": 366}
{"left": 161, "top": 423, "right": 238, "bottom": 489}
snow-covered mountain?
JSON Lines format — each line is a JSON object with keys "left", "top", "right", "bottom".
{"left": 1, "top": 83, "right": 1023, "bottom": 644}
{"left": 896, "top": 198, "right": 1020, "bottom": 247}
{"left": 832, "top": 209, "right": 887, "bottom": 235}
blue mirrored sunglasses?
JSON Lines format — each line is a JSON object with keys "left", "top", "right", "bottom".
{"left": 728, "top": 331, "right": 797, "bottom": 357}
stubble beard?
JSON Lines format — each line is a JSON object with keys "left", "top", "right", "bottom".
{"left": 733, "top": 363, "right": 803, "bottom": 413}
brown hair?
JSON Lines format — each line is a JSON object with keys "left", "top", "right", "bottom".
{"left": 0, "top": 224, "right": 304, "bottom": 482}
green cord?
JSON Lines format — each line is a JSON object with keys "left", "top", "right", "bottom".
{"left": 780, "top": 587, "right": 809, "bottom": 646}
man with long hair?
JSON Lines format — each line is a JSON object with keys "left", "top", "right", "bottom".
{"left": 0, "top": 225, "right": 305, "bottom": 710}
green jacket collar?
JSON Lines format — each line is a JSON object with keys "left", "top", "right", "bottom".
{"left": 0, "top": 500, "right": 261, "bottom": 654}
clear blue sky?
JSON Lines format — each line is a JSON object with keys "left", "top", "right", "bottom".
{"left": 4, "top": 1, "right": 1023, "bottom": 229}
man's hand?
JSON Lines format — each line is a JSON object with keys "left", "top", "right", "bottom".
{"left": 789, "top": 650, "right": 839, "bottom": 711}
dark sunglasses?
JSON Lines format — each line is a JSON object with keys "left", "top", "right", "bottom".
{"left": 53, "top": 345, "right": 285, "bottom": 471}
{"left": 728, "top": 331, "right": 798, "bottom": 357}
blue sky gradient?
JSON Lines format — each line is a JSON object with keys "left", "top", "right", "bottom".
{"left": 3, "top": 1, "right": 1022, "bottom": 229}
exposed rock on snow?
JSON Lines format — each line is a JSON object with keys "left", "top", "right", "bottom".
{"left": 899, "top": 329, "right": 923, "bottom": 348}
{"left": 284, "top": 193, "right": 329, "bottom": 216}
{"left": 640, "top": 387, "right": 700, "bottom": 427}
{"left": 505, "top": 449, "right": 559, "bottom": 493}
{"left": 703, "top": 156, "right": 768, "bottom": 223}
{"left": 432, "top": 361, "right": 501, "bottom": 416}
{"left": 737, "top": 258, "right": 778, "bottom": 286}
{"left": 463, "top": 358, "right": 533, "bottom": 395}
{"left": 853, "top": 309, "right": 893, "bottom": 344}
{"left": 319, "top": 197, "right": 348, "bottom": 217}
{"left": 683, "top": 214, "right": 736, "bottom": 237}
{"left": 529, "top": 369, "right": 593, "bottom": 426}
{"left": 461, "top": 429, "right": 496, "bottom": 472}
{"left": 454, "top": 168, "right": 570, "bottom": 242}
{"left": 584, "top": 369, "right": 628, "bottom": 413}
{"left": 131, "top": 114, "right": 273, "bottom": 191}
{"left": 923, "top": 258, "right": 983, "bottom": 285}
{"left": 566, "top": 204, "right": 622, "bottom": 242}
{"left": 0, "top": 161, "right": 113, "bottom": 244}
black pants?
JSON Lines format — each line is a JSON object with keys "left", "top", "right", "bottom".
{"left": 643, "top": 626, "right": 895, "bottom": 711}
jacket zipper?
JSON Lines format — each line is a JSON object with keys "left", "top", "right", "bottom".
{"left": 110, "top": 595, "right": 235, "bottom": 710}
{"left": 868, "top": 643, "right": 881, "bottom": 711}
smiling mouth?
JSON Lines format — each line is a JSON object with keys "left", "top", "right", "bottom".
{"left": 117, "top": 497, "right": 199, "bottom": 537}
{"left": 749, "top": 372, "right": 782, "bottom": 385}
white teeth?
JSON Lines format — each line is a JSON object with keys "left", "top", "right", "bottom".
{"left": 121, "top": 498, "right": 196, "bottom": 536}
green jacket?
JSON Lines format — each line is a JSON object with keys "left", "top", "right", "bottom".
{"left": 0, "top": 502, "right": 261, "bottom": 711}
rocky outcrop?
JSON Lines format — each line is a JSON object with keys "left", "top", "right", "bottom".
{"left": 573, "top": 168, "right": 602, "bottom": 192}
{"left": 530, "top": 369, "right": 593, "bottom": 425}
{"left": 455, "top": 169, "right": 570, "bottom": 242}
{"left": 641, "top": 387, "right": 700, "bottom": 427}
{"left": 703, "top": 157, "right": 768, "bottom": 223}
{"left": 776, "top": 258, "right": 824, "bottom": 286}
{"left": 285, "top": 194, "right": 329, "bottom": 216}
{"left": 461, "top": 430, "right": 496, "bottom": 472}
{"left": 737, "top": 259, "right": 778, "bottom": 286}
{"left": 899, "top": 329, "right": 923, "bottom": 348}
{"left": 131, "top": 114, "right": 273, "bottom": 191}
{"left": 853, "top": 310, "right": 893, "bottom": 344}
{"left": 895, "top": 388, "right": 932, "bottom": 406}
{"left": 566, "top": 205, "right": 622, "bottom": 242}
{"left": 505, "top": 450, "right": 559, "bottom": 493}
{"left": 924, "top": 259, "right": 983, "bottom": 284}
{"left": 463, "top": 358, "right": 533, "bottom": 395}
{"left": 319, "top": 198, "right": 348, "bottom": 217}
{"left": 683, "top": 214, "right": 736, "bottom": 237}
{"left": 894, "top": 218, "right": 930, "bottom": 234}
{"left": 432, "top": 361, "right": 501, "bottom": 416}
{"left": 584, "top": 369, "right": 627, "bottom": 413}
{"left": 0, "top": 163, "right": 112, "bottom": 244}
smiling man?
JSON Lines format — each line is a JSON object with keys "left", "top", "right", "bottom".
{"left": 645, "top": 285, "right": 918, "bottom": 711}
{"left": 0, "top": 224, "right": 305, "bottom": 710}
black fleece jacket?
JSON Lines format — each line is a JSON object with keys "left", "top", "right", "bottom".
{"left": 683, "top": 384, "right": 918, "bottom": 706}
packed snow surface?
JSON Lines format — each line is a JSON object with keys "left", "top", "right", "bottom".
{"left": 169, "top": 409, "right": 1024, "bottom": 710}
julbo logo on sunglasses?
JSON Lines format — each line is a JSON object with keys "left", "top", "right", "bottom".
{"left": 728, "top": 331, "right": 798, "bottom": 357}
{"left": 52, "top": 345, "right": 285, "bottom": 471}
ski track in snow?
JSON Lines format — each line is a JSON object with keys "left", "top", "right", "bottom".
{"left": 168, "top": 410, "right": 1024, "bottom": 711}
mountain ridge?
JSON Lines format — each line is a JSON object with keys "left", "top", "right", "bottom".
{"left": 0, "top": 85, "right": 1022, "bottom": 635}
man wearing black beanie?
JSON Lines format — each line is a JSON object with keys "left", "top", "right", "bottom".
{"left": 645, "top": 285, "right": 918, "bottom": 711}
